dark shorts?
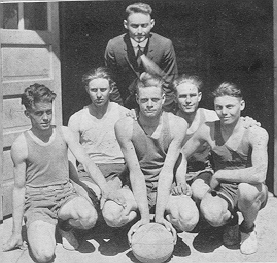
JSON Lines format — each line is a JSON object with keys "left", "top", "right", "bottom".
{"left": 213, "top": 182, "right": 268, "bottom": 213}
{"left": 186, "top": 160, "right": 213, "bottom": 182}
{"left": 78, "top": 163, "right": 127, "bottom": 186}
{"left": 77, "top": 163, "right": 129, "bottom": 209}
{"left": 24, "top": 181, "right": 79, "bottom": 228}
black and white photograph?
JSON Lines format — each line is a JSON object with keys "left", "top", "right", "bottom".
{"left": 1, "top": 1, "right": 277, "bottom": 262}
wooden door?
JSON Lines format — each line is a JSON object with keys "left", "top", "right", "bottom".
{"left": 0, "top": 2, "right": 62, "bottom": 219}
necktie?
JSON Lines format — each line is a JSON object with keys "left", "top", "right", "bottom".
{"left": 136, "top": 45, "right": 144, "bottom": 67}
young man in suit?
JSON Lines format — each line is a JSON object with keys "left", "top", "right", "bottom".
{"left": 105, "top": 2, "right": 178, "bottom": 112}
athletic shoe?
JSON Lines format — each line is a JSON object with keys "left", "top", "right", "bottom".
{"left": 240, "top": 223, "right": 258, "bottom": 255}
{"left": 223, "top": 213, "right": 240, "bottom": 247}
{"left": 59, "top": 228, "right": 79, "bottom": 251}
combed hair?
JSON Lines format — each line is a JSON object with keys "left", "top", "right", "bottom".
{"left": 22, "top": 83, "right": 56, "bottom": 110}
{"left": 212, "top": 82, "right": 243, "bottom": 99}
{"left": 126, "top": 2, "right": 152, "bottom": 18}
{"left": 136, "top": 72, "right": 164, "bottom": 95}
{"left": 82, "top": 67, "right": 115, "bottom": 90}
{"left": 172, "top": 74, "right": 203, "bottom": 93}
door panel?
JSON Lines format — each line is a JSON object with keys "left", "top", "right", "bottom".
{"left": 0, "top": 2, "right": 62, "bottom": 218}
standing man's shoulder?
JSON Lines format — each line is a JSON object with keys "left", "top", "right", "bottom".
{"left": 106, "top": 33, "right": 127, "bottom": 48}
{"left": 150, "top": 32, "right": 172, "bottom": 44}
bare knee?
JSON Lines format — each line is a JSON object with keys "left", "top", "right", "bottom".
{"left": 238, "top": 183, "right": 266, "bottom": 210}
{"left": 178, "top": 206, "right": 199, "bottom": 231}
{"left": 31, "top": 244, "right": 55, "bottom": 263}
{"left": 77, "top": 206, "right": 98, "bottom": 229}
{"left": 102, "top": 200, "right": 127, "bottom": 227}
{"left": 238, "top": 183, "right": 262, "bottom": 203}
{"left": 168, "top": 196, "right": 199, "bottom": 232}
{"left": 191, "top": 180, "right": 210, "bottom": 203}
{"left": 200, "top": 195, "right": 230, "bottom": 227}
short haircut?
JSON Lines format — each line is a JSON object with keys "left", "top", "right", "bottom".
{"left": 172, "top": 74, "right": 203, "bottom": 93}
{"left": 212, "top": 82, "right": 243, "bottom": 99}
{"left": 82, "top": 67, "right": 115, "bottom": 90}
{"left": 22, "top": 83, "right": 56, "bottom": 110}
{"left": 136, "top": 72, "right": 164, "bottom": 95}
{"left": 126, "top": 2, "right": 152, "bottom": 19}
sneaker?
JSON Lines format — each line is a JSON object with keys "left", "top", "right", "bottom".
{"left": 240, "top": 223, "right": 258, "bottom": 255}
{"left": 223, "top": 213, "right": 240, "bottom": 247}
{"left": 59, "top": 228, "right": 79, "bottom": 251}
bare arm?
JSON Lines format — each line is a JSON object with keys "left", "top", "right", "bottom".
{"left": 213, "top": 127, "right": 269, "bottom": 185}
{"left": 155, "top": 117, "right": 187, "bottom": 224}
{"left": 115, "top": 118, "right": 150, "bottom": 223}
{"left": 3, "top": 134, "right": 28, "bottom": 251}
{"left": 175, "top": 123, "right": 210, "bottom": 186}
{"left": 67, "top": 114, "right": 81, "bottom": 170}
{"left": 61, "top": 126, "right": 111, "bottom": 199}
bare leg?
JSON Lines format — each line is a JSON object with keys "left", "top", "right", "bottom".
{"left": 166, "top": 195, "right": 199, "bottom": 232}
{"left": 238, "top": 183, "right": 267, "bottom": 254}
{"left": 191, "top": 171, "right": 212, "bottom": 205}
{"left": 200, "top": 193, "right": 231, "bottom": 227}
{"left": 27, "top": 220, "right": 56, "bottom": 263}
{"left": 58, "top": 196, "right": 98, "bottom": 250}
{"left": 102, "top": 188, "right": 138, "bottom": 227}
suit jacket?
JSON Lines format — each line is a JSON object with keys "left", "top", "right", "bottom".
{"left": 105, "top": 32, "right": 178, "bottom": 110}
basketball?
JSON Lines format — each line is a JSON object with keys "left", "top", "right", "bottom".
{"left": 131, "top": 222, "right": 174, "bottom": 263}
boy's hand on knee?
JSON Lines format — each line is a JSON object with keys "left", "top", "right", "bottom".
{"left": 100, "top": 188, "right": 127, "bottom": 209}
{"left": 3, "top": 233, "right": 27, "bottom": 252}
{"left": 171, "top": 183, "right": 192, "bottom": 196}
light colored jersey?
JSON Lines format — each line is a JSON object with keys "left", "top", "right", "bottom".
{"left": 68, "top": 102, "right": 129, "bottom": 164}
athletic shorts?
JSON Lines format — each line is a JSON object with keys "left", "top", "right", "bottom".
{"left": 24, "top": 181, "right": 79, "bottom": 228}
{"left": 186, "top": 160, "right": 213, "bottom": 182}
{"left": 77, "top": 163, "right": 130, "bottom": 209}
{"left": 213, "top": 182, "right": 269, "bottom": 213}
{"left": 77, "top": 163, "right": 128, "bottom": 187}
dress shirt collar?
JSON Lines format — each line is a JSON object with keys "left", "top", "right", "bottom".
{"left": 130, "top": 38, "right": 148, "bottom": 48}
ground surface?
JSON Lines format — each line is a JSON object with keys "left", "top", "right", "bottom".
{"left": 1, "top": 193, "right": 277, "bottom": 263}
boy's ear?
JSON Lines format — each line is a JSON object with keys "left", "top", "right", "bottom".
{"left": 150, "top": 19, "right": 155, "bottom": 28}
{"left": 124, "top": 20, "right": 128, "bottom": 30}
{"left": 240, "top": 99, "right": 245, "bottom": 111}
{"left": 24, "top": 110, "right": 30, "bottom": 118}
{"left": 198, "top": 92, "right": 202, "bottom": 102}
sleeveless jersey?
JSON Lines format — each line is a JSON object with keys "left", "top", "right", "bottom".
{"left": 177, "top": 108, "right": 218, "bottom": 173}
{"left": 131, "top": 112, "right": 172, "bottom": 190}
{"left": 69, "top": 102, "right": 129, "bottom": 164}
{"left": 24, "top": 127, "right": 69, "bottom": 187}
{"left": 211, "top": 121, "right": 252, "bottom": 171}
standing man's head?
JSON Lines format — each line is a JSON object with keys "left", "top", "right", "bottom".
{"left": 22, "top": 83, "right": 56, "bottom": 131}
{"left": 136, "top": 73, "right": 165, "bottom": 118}
{"left": 124, "top": 2, "right": 155, "bottom": 43}
{"left": 173, "top": 74, "right": 203, "bottom": 115}
{"left": 213, "top": 82, "right": 245, "bottom": 125}
{"left": 82, "top": 67, "right": 115, "bottom": 108}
